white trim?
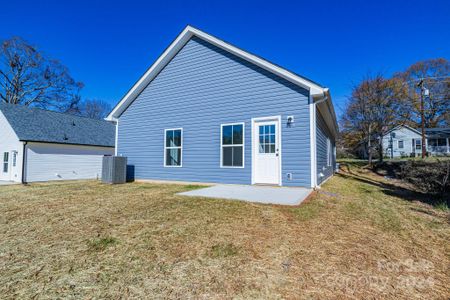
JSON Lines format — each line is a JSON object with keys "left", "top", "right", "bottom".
{"left": 309, "top": 98, "right": 317, "bottom": 188}
{"left": 414, "top": 138, "right": 422, "bottom": 151}
{"left": 220, "top": 122, "right": 245, "bottom": 168}
{"left": 2, "top": 151, "right": 9, "bottom": 174}
{"left": 383, "top": 124, "right": 424, "bottom": 138}
{"left": 114, "top": 119, "right": 119, "bottom": 156}
{"left": 164, "top": 128, "right": 183, "bottom": 167}
{"left": 106, "top": 26, "right": 327, "bottom": 121}
{"left": 251, "top": 115, "right": 282, "bottom": 186}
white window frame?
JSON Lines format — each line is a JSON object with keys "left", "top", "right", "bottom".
{"left": 164, "top": 128, "right": 183, "bottom": 167}
{"left": 3, "top": 152, "right": 9, "bottom": 173}
{"left": 220, "top": 122, "right": 245, "bottom": 168}
{"left": 326, "top": 138, "right": 331, "bottom": 167}
{"left": 415, "top": 139, "right": 422, "bottom": 150}
{"left": 398, "top": 140, "right": 404, "bottom": 149}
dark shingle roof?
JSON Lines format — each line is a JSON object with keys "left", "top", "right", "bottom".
{"left": 425, "top": 128, "right": 450, "bottom": 138}
{"left": 0, "top": 103, "right": 115, "bottom": 147}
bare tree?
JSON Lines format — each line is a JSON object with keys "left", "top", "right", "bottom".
{"left": 341, "top": 80, "right": 377, "bottom": 164}
{"left": 341, "top": 74, "right": 409, "bottom": 163}
{"left": 80, "top": 99, "right": 111, "bottom": 119}
{"left": 0, "top": 36, "right": 82, "bottom": 111}
{"left": 395, "top": 58, "right": 450, "bottom": 128}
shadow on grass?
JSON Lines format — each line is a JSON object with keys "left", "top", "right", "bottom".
{"left": 336, "top": 170, "right": 444, "bottom": 208}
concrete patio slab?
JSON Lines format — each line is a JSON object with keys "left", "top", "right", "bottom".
{"left": 178, "top": 184, "right": 312, "bottom": 205}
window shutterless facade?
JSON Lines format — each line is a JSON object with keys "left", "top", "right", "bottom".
{"left": 221, "top": 123, "right": 244, "bottom": 168}
{"left": 164, "top": 128, "right": 182, "bottom": 167}
{"left": 398, "top": 140, "right": 404, "bottom": 149}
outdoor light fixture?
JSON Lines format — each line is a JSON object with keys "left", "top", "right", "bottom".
{"left": 287, "top": 116, "right": 294, "bottom": 126}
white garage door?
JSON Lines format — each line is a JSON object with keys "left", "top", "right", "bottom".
{"left": 25, "top": 142, "right": 114, "bottom": 182}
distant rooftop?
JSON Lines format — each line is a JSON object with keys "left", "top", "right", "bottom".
{"left": 425, "top": 127, "right": 450, "bottom": 138}
{"left": 0, "top": 103, "right": 115, "bottom": 147}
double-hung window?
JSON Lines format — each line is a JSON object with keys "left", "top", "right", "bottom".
{"left": 3, "top": 152, "right": 9, "bottom": 173}
{"left": 221, "top": 123, "right": 244, "bottom": 167}
{"left": 164, "top": 129, "right": 182, "bottom": 167}
{"left": 398, "top": 140, "right": 404, "bottom": 149}
{"left": 415, "top": 139, "right": 422, "bottom": 150}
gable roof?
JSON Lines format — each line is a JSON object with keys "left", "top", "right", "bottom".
{"left": 0, "top": 103, "right": 115, "bottom": 147}
{"left": 106, "top": 25, "right": 336, "bottom": 130}
{"left": 383, "top": 124, "right": 423, "bottom": 137}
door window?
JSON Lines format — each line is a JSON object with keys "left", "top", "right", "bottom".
{"left": 258, "top": 125, "right": 276, "bottom": 153}
{"left": 12, "top": 151, "right": 17, "bottom": 167}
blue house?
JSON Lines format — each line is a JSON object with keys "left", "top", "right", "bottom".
{"left": 107, "top": 26, "right": 338, "bottom": 188}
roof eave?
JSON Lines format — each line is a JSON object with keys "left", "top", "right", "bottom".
{"left": 19, "top": 139, "right": 115, "bottom": 148}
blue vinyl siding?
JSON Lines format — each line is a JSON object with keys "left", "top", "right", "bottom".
{"left": 118, "top": 37, "right": 311, "bottom": 186}
{"left": 316, "top": 109, "right": 335, "bottom": 184}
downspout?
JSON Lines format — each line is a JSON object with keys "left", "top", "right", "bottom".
{"left": 21, "top": 141, "right": 27, "bottom": 184}
{"left": 114, "top": 119, "right": 119, "bottom": 156}
{"left": 311, "top": 89, "right": 329, "bottom": 189}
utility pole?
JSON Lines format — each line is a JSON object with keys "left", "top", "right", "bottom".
{"left": 417, "top": 79, "right": 427, "bottom": 158}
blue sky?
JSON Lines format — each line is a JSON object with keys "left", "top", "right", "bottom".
{"left": 1, "top": 0, "right": 449, "bottom": 117}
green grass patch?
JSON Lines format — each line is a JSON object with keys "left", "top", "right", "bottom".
{"left": 182, "top": 184, "right": 206, "bottom": 191}
{"left": 210, "top": 243, "right": 239, "bottom": 258}
{"left": 88, "top": 236, "right": 118, "bottom": 251}
{"left": 290, "top": 201, "right": 325, "bottom": 221}
{"left": 435, "top": 202, "right": 449, "bottom": 212}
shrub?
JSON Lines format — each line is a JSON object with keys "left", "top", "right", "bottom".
{"left": 399, "top": 160, "right": 450, "bottom": 205}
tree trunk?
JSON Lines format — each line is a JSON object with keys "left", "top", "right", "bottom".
{"left": 367, "top": 125, "right": 372, "bottom": 166}
{"left": 378, "top": 137, "right": 384, "bottom": 163}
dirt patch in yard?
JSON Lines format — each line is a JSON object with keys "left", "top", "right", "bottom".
{"left": 0, "top": 171, "right": 449, "bottom": 299}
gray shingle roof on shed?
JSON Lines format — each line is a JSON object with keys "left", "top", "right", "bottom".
{"left": 0, "top": 103, "right": 115, "bottom": 147}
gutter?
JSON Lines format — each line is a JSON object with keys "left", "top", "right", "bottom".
{"left": 314, "top": 88, "right": 329, "bottom": 105}
{"left": 309, "top": 88, "right": 337, "bottom": 189}
{"left": 18, "top": 140, "right": 115, "bottom": 148}
{"left": 21, "top": 141, "right": 27, "bottom": 184}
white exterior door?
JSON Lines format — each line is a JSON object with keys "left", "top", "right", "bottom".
{"left": 253, "top": 117, "right": 281, "bottom": 185}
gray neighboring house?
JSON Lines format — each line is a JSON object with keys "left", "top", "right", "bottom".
{"left": 382, "top": 125, "right": 450, "bottom": 158}
{"left": 107, "top": 26, "right": 338, "bottom": 188}
{"left": 0, "top": 103, "right": 115, "bottom": 183}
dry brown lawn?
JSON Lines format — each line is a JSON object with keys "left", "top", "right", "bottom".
{"left": 0, "top": 165, "right": 449, "bottom": 299}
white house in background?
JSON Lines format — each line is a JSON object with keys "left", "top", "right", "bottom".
{"left": 0, "top": 103, "right": 115, "bottom": 183}
{"left": 382, "top": 125, "right": 450, "bottom": 158}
